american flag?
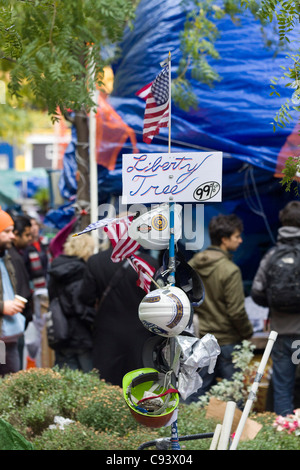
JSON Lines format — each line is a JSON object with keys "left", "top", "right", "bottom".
{"left": 104, "top": 215, "right": 140, "bottom": 262}
{"left": 104, "top": 217, "right": 156, "bottom": 293}
{"left": 75, "top": 215, "right": 156, "bottom": 293}
{"left": 128, "top": 254, "right": 156, "bottom": 293}
{"left": 136, "top": 63, "right": 170, "bottom": 144}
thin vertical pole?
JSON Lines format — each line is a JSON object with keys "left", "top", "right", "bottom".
{"left": 89, "top": 50, "right": 99, "bottom": 253}
{"left": 166, "top": 51, "right": 180, "bottom": 451}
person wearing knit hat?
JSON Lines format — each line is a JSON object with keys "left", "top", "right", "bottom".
{"left": 0, "top": 207, "right": 26, "bottom": 376}
{"left": 0, "top": 206, "right": 14, "bottom": 235}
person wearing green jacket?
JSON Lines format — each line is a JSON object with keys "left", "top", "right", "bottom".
{"left": 186, "top": 213, "right": 253, "bottom": 403}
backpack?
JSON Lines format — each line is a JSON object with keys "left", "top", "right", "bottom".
{"left": 45, "top": 297, "right": 69, "bottom": 350}
{"left": 266, "top": 243, "right": 300, "bottom": 314}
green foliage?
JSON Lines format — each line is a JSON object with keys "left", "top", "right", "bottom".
{"left": 0, "top": 5, "right": 22, "bottom": 63}
{"left": 237, "top": 412, "right": 300, "bottom": 450}
{"left": 33, "top": 187, "right": 50, "bottom": 214}
{"left": 0, "top": 367, "right": 102, "bottom": 435}
{"left": 173, "top": 0, "right": 254, "bottom": 111}
{"left": 0, "top": 0, "right": 137, "bottom": 121}
{"left": 241, "top": 0, "right": 300, "bottom": 194}
{"left": 0, "top": 366, "right": 298, "bottom": 450}
{"left": 279, "top": 155, "right": 300, "bottom": 195}
{"left": 269, "top": 54, "right": 300, "bottom": 132}
{"left": 76, "top": 381, "right": 139, "bottom": 435}
{"left": 32, "top": 422, "right": 152, "bottom": 451}
{"left": 0, "top": 103, "right": 34, "bottom": 143}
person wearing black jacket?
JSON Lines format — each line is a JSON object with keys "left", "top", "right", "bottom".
{"left": 251, "top": 201, "right": 300, "bottom": 416}
{"left": 79, "top": 246, "right": 159, "bottom": 387}
{"left": 8, "top": 215, "right": 34, "bottom": 327}
{"left": 47, "top": 233, "right": 96, "bottom": 372}
{"left": 24, "top": 216, "right": 48, "bottom": 290}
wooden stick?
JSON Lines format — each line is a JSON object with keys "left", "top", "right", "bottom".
{"left": 209, "top": 424, "right": 222, "bottom": 450}
{"left": 217, "top": 401, "right": 236, "bottom": 450}
{"left": 230, "top": 330, "right": 278, "bottom": 450}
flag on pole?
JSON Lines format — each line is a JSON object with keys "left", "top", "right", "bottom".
{"left": 104, "top": 216, "right": 140, "bottom": 262}
{"left": 72, "top": 217, "right": 119, "bottom": 237}
{"left": 129, "top": 255, "right": 156, "bottom": 293}
{"left": 136, "top": 62, "right": 170, "bottom": 144}
{"left": 73, "top": 214, "right": 156, "bottom": 293}
{"left": 104, "top": 217, "right": 156, "bottom": 292}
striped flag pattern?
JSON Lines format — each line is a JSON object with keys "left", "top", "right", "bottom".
{"left": 136, "top": 64, "right": 170, "bottom": 144}
{"left": 104, "top": 216, "right": 140, "bottom": 262}
{"left": 104, "top": 217, "right": 156, "bottom": 293}
{"left": 128, "top": 254, "right": 156, "bottom": 293}
{"left": 75, "top": 215, "right": 156, "bottom": 292}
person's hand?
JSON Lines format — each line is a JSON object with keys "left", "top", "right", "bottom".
{"left": 2, "top": 299, "right": 24, "bottom": 316}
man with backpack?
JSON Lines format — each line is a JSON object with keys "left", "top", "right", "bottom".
{"left": 251, "top": 200, "right": 300, "bottom": 416}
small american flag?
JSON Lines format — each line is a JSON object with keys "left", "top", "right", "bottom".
{"left": 76, "top": 215, "right": 156, "bottom": 293}
{"left": 104, "top": 217, "right": 156, "bottom": 293}
{"left": 129, "top": 254, "right": 156, "bottom": 293}
{"left": 136, "top": 63, "right": 170, "bottom": 144}
{"left": 104, "top": 215, "right": 140, "bottom": 262}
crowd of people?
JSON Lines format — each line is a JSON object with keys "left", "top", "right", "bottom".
{"left": 0, "top": 201, "right": 299, "bottom": 417}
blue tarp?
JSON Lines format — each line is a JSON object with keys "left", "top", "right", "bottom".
{"left": 110, "top": 0, "right": 299, "bottom": 172}
{"left": 56, "top": 0, "right": 300, "bottom": 281}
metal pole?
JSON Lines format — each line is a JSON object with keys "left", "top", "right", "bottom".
{"left": 89, "top": 51, "right": 99, "bottom": 253}
{"left": 165, "top": 51, "right": 180, "bottom": 451}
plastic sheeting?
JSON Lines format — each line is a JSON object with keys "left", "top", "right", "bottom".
{"left": 0, "top": 418, "right": 34, "bottom": 450}
{"left": 59, "top": 0, "right": 300, "bottom": 201}
{"left": 55, "top": 0, "right": 300, "bottom": 282}
{"left": 109, "top": 0, "right": 300, "bottom": 281}
{"left": 110, "top": 0, "right": 300, "bottom": 173}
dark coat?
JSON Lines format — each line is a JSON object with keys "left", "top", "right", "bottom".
{"left": 79, "top": 248, "right": 159, "bottom": 386}
{"left": 251, "top": 226, "right": 300, "bottom": 335}
{"left": 48, "top": 255, "right": 96, "bottom": 350}
{"left": 24, "top": 240, "right": 48, "bottom": 289}
{"left": 8, "top": 245, "right": 33, "bottom": 326}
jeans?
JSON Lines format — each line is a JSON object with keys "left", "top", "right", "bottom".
{"left": 184, "top": 343, "right": 237, "bottom": 404}
{"left": 55, "top": 348, "right": 93, "bottom": 373}
{"left": 271, "top": 335, "right": 300, "bottom": 416}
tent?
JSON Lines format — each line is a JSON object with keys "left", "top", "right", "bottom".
{"left": 56, "top": 0, "right": 300, "bottom": 284}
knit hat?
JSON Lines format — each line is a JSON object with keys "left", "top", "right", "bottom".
{"left": 0, "top": 207, "right": 14, "bottom": 233}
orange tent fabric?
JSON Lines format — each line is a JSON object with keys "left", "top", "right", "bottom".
{"left": 275, "top": 122, "right": 300, "bottom": 180}
{"left": 95, "top": 93, "right": 139, "bottom": 170}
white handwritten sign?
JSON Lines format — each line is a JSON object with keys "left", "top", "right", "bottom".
{"left": 122, "top": 152, "right": 222, "bottom": 204}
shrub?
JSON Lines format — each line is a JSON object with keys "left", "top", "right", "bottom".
{"left": 33, "top": 422, "right": 159, "bottom": 451}
{"left": 76, "top": 381, "right": 139, "bottom": 435}
{"left": 0, "top": 366, "right": 299, "bottom": 450}
{"left": 0, "top": 368, "right": 62, "bottom": 408}
{"left": 0, "top": 367, "right": 102, "bottom": 436}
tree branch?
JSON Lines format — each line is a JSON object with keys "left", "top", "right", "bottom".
{"left": 0, "top": 51, "right": 16, "bottom": 63}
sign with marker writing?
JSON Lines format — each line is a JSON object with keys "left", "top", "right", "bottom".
{"left": 122, "top": 152, "right": 222, "bottom": 203}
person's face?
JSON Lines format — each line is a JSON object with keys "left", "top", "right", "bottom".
{"left": 0, "top": 225, "right": 15, "bottom": 250}
{"left": 30, "top": 219, "right": 40, "bottom": 239}
{"left": 14, "top": 226, "right": 33, "bottom": 249}
{"left": 221, "top": 229, "right": 243, "bottom": 252}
